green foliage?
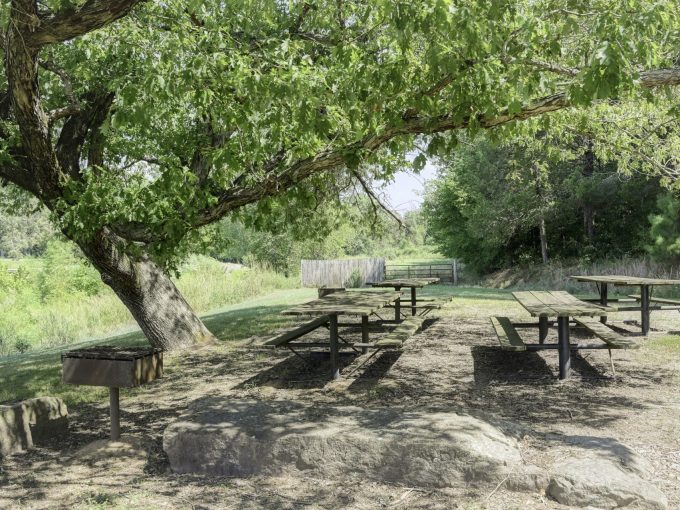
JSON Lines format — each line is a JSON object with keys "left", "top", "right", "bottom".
{"left": 423, "top": 133, "right": 664, "bottom": 273}
{"left": 38, "top": 240, "right": 103, "bottom": 301}
{"left": 2, "top": 0, "right": 676, "bottom": 267}
{"left": 207, "top": 194, "right": 431, "bottom": 273}
{"left": 647, "top": 193, "right": 680, "bottom": 264}
{"left": 0, "top": 189, "right": 56, "bottom": 258}
{"left": 344, "top": 269, "right": 363, "bottom": 289}
{"left": 0, "top": 253, "right": 296, "bottom": 356}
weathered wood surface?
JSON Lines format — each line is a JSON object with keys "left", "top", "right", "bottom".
{"left": 490, "top": 317, "right": 527, "bottom": 351}
{"left": 368, "top": 277, "right": 440, "bottom": 289}
{"left": 62, "top": 350, "right": 163, "bottom": 388}
{"left": 375, "top": 317, "right": 424, "bottom": 347}
{"left": 573, "top": 318, "right": 640, "bottom": 349}
{"left": 513, "top": 291, "right": 614, "bottom": 318}
{"left": 301, "top": 258, "right": 385, "bottom": 288}
{"left": 628, "top": 294, "right": 680, "bottom": 306}
{"left": 261, "top": 316, "right": 331, "bottom": 347}
{"left": 61, "top": 346, "right": 163, "bottom": 360}
{"left": 572, "top": 275, "right": 680, "bottom": 286}
{"left": 282, "top": 289, "right": 401, "bottom": 317}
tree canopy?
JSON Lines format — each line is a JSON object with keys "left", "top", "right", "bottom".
{"left": 1, "top": 0, "right": 678, "bottom": 349}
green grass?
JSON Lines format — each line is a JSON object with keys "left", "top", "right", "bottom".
{"left": 0, "top": 288, "right": 316, "bottom": 405}
{"left": 0, "top": 285, "right": 520, "bottom": 407}
{"left": 646, "top": 334, "right": 680, "bottom": 352}
{"left": 0, "top": 253, "right": 297, "bottom": 356}
{"left": 0, "top": 283, "right": 520, "bottom": 408}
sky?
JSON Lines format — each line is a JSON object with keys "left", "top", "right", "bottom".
{"left": 377, "top": 160, "right": 439, "bottom": 213}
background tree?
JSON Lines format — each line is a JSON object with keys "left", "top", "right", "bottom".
{"left": 0, "top": 1, "right": 678, "bottom": 350}
{"left": 423, "top": 129, "right": 668, "bottom": 273}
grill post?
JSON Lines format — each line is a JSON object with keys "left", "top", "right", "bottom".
{"left": 110, "top": 387, "right": 120, "bottom": 440}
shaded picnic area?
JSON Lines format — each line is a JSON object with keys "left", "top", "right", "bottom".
{"left": 1, "top": 281, "right": 679, "bottom": 509}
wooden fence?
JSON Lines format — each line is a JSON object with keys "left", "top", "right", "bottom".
{"left": 301, "top": 258, "right": 386, "bottom": 288}
{"left": 385, "top": 261, "right": 458, "bottom": 284}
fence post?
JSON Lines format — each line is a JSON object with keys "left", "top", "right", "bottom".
{"left": 453, "top": 260, "right": 458, "bottom": 285}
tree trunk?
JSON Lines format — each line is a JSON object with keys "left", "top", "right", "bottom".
{"left": 583, "top": 207, "right": 595, "bottom": 240}
{"left": 78, "top": 229, "right": 217, "bottom": 351}
{"left": 539, "top": 217, "right": 549, "bottom": 264}
{"left": 582, "top": 138, "right": 596, "bottom": 241}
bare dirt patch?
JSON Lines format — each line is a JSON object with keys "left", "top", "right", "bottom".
{"left": 1, "top": 300, "right": 679, "bottom": 509}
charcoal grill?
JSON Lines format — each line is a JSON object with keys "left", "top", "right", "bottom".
{"left": 62, "top": 346, "right": 163, "bottom": 439}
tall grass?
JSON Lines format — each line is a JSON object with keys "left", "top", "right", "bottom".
{"left": 0, "top": 253, "right": 296, "bottom": 356}
{"left": 484, "top": 257, "right": 680, "bottom": 297}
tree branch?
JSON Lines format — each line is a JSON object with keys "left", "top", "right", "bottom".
{"left": 28, "top": 0, "right": 144, "bottom": 47}
{"left": 112, "top": 66, "right": 680, "bottom": 243}
{"left": 55, "top": 92, "right": 115, "bottom": 179}
{"left": 352, "top": 170, "right": 405, "bottom": 229}
{"left": 0, "top": 161, "right": 38, "bottom": 194}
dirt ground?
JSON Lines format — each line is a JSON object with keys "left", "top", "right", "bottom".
{"left": 1, "top": 298, "right": 679, "bottom": 509}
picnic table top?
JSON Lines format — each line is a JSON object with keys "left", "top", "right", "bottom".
{"left": 513, "top": 290, "right": 614, "bottom": 318}
{"left": 282, "top": 289, "right": 402, "bottom": 317}
{"left": 368, "top": 278, "right": 440, "bottom": 289}
{"left": 571, "top": 275, "right": 680, "bottom": 286}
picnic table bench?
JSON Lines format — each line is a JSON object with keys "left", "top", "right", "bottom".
{"left": 368, "top": 278, "right": 444, "bottom": 320}
{"left": 491, "top": 291, "right": 638, "bottom": 379}
{"left": 261, "top": 289, "right": 423, "bottom": 379}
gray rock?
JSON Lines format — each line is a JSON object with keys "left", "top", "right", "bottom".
{"left": 21, "top": 397, "right": 69, "bottom": 444}
{"left": 0, "top": 404, "right": 31, "bottom": 456}
{"left": 548, "top": 456, "right": 667, "bottom": 509}
{"left": 0, "top": 397, "right": 68, "bottom": 457}
{"left": 163, "top": 398, "right": 522, "bottom": 488}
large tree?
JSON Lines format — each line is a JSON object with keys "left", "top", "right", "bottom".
{"left": 1, "top": 0, "right": 679, "bottom": 350}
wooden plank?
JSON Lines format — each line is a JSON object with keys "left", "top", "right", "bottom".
{"left": 572, "top": 275, "right": 680, "bottom": 286}
{"left": 375, "top": 317, "right": 424, "bottom": 347}
{"left": 490, "top": 317, "right": 526, "bottom": 351}
{"left": 261, "top": 316, "right": 330, "bottom": 346}
{"left": 282, "top": 289, "right": 401, "bottom": 316}
{"left": 512, "top": 291, "right": 553, "bottom": 317}
{"left": 513, "top": 291, "right": 611, "bottom": 317}
{"left": 301, "top": 258, "right": 385, "bottom": 288}
{"left": 573, "top": 318, "right": 640, "bottom": 349}
{"left": 369, "top": 278, "right": 439, "bottom": 288}
{"left": 629, "top": 294, "right": 680, "bottom": 306}
{"left": 545, "top": 290, "right": 613, "bottom": 317}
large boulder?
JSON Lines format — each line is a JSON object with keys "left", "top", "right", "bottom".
{"left": 0, "top": 397, "right": 68, "bottom": 457}
{"left": 0, "top": 404, "right": 32, "bottom": 456}
{"left": 548, "top": 455, "right": 668, "bottom": 509}
{"left": 21, "top": 397, "right": 69, "bottom": 444}
{"left": 163, "top": 398, "right": 522, "bottom": 488}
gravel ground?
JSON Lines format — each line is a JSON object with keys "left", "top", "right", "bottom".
{"left": 1, "top": 297, "right": 678, "bottom": 509}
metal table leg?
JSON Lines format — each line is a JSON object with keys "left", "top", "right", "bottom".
{"left": 600, "top": 283, "right": 608, "bottom": 324}
{"left": 110, "top": 387, "right": 120, "bottom": 440}
{"left": 557, "top": 316, "right": 571, "bottom": 380}
{"left": 329, "top": 315, "right": 340, "bottom": 379}
{"left": 361, "top": 315, "right": 369, "bottom": 354}
{"left": 394, "top": 286, "right": 402, "bottom": 323}
{"left": 539, "top": 316, "right": 548, "bottom": 344}
{"left": 640, "top": 285, "right": 650, "bottom": 335}
{"left": 411, "top": 287, "right": 417, "bottom": 316}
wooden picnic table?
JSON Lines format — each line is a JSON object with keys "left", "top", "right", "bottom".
{"left": 368, "top": 278, "right": 440, "bottom": 320}
{"left": 282, "top": 289, "right": 402, "bottom": 379}
{"left": 513, "top": 291, "right": 614, "bottom": 379}
{"left": 571, "top": 275, "right": 680, "bottom": 335}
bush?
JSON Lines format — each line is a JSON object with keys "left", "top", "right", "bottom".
{"left": 14, "top": 340, "right": 30, "bottom": 354}
{"left": 38, "top": 240, "right": 103, "bottom": 301}
{"left": 344, "top": 268, "right": 363, "bottom": 288}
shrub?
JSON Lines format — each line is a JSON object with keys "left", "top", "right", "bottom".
{"left": 344, "top": 268, "right": 364, "bottom": 288}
